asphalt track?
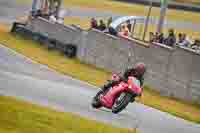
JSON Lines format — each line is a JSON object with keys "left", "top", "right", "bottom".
{"left": 0, "top": 44, "right": 200, "bottom": 133}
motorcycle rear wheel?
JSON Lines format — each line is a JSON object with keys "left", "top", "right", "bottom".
{"left": 112, "top": 92, "right": 133, "bottom": 114}
{"left": 91, "top": 90, "right": 103, "bottom": 108}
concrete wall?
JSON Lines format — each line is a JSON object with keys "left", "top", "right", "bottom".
{"left": 25, "top": 18, "right": 200, "bottom": 104}
{"left": 26, "top": 17, "right": 83, "bottom": 57}
{"left": 82, "top": 30, "right": 131, "bottom": 73}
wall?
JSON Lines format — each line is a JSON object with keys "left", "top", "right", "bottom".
{"left": 25, "top": 18, "right": 200, "bottom": 104}
{"left": 26, "top": 17, "right": 83, "bottom": 57}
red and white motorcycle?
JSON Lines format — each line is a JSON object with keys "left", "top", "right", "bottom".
{"left": 91, "top": 73, "right": 143, "bottom": 114}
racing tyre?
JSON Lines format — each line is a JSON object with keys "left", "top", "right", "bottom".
{"left": 91, "top": 90, "right": 103, "bottom": 108}
{"left": 112, "top": 92, "right": 133, "bottom": 114}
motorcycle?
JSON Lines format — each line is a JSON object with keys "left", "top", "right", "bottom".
{"left": 91, "top": 73, "right": 142, "bottom": 114}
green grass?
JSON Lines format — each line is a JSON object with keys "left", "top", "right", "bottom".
{"left": 63, "top": 0, "right": 200, "bottom": 40}
{"left": 63, "top": 0, "right": 200, "bottom": 24}
{"left": 175, "top": 0, "right": 200, "bottom": 5}
{"left": 64, "top": 17, "right": 91, "bottom": 30}
{"left": 16, "top": 0, "right": 200, "bottom": 40}
{"left": 0, "top": 24, "right": 200, "bottom": 124}
{"left": 0, "top": 95, "right": 135, "bottom": 133}
{"left": 16, "top": 0, "right": 200, "bottom": 24}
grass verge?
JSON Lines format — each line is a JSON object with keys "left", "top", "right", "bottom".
{"left": 16, "top": 0, "right": 200, "bottom": 39}
{"left": 63, "top": 0, "right": 200, "bottom": 24}
{"left": 0, "top": 95, "right": 135, "bottom": 133}
{"left": 175, "top": 0, "right": 200, "bottom": 5}
{"left": 16, "top": 0, "right": 200, "bottom": 24}
{"left": 64, "top": 17, "right": 91, "bottom": 30}
{"left": 0, "top": 24, "right": 199, "bottom": 124}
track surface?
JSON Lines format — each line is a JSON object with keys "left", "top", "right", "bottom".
{"left": 0, "top": 45, "right": 200, "bottom": 133}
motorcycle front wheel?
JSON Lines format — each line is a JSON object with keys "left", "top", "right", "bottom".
{"left": 112, "top": 92, "right": 133, "bottom": 114}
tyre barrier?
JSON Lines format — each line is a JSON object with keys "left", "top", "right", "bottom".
{"left": 64, "top": 44, "right": 77, "bottom": 58}
{"left": 10, "top": 22, "right": 77, "bottom": 58}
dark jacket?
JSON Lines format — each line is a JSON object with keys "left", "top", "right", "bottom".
{"left": 98, "top": 23, "right": 106, "bottom": 31}
{"left": 123, "top": 68, "right": 144, "bottom": 86}
{"left": 164, "top": 35, "right": 176, "bottom": 47}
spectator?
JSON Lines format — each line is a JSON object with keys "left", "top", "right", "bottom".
{"left": 154, "top": 32, "right": 159, "bottom": 42}
{"left": 118, "top": 24, "right": 130, "bottom": 38}
{"left": 40, "top": 0, "right": 49, "bottom": 18}
{"left": 126, "top": 20, "right": 132, "bottom": 33}
{"left": 178, "top": 33, "right": 191, "bottom": 47}
{"left": 149, "top": 32, "right": 163, "bottom": 43}
{"left": 158, "top": 33, "right": 164, "bottom": 44}
{"left": 178, "top": 33, "right": 183, "bottom": 43}
{"left": 98, "top": 20, "right": 107, "bottom": 31}
{"left": 49, "top": 15, "right": 57, "bottom": 23}
{"left": 33, "top": 9, "right": 43, "bottom": 17}
{"left": 57, "top": 18, "right": 64, "bottom": 24}
{"left": 90, "top": 18, "right": 98, "bottom": 29}
{"left": 191, "top": 39, "right": 200, "bottom": 51}
{"left": 149, "top": 32, "right": 155, "bottom": 43}
{"left": 56, "top": 8, "right": 66, "bottom": 24}
{"left": 183, "top": 34, "right": 192, "bottom": 45}
{"left": 31, "top": 0, "right": 50, "bottom": 19}
{"left": 107, "top": 17, "right": 113, "bottom": 27}
{"left": 54, "top": 1, "right": 60, "bottom": 18}
{"left": 108, "top": 27, "right": 118, "bottom": 36}
{"left": 164, "top": 29, "right": 176, "bottom": 47}
{"left": 49, "top": 1, "right": 59, "bottom": 17}
{"left": 123, "top": 24, "right": 129, "bottom": 35}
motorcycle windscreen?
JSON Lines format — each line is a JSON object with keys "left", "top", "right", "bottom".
{"left": 128, "top": 77, "right": 142, "bottom": 94}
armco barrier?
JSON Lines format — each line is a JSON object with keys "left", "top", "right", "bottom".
{"left": 24, "top": 18, "right": 200, "bottom": 104}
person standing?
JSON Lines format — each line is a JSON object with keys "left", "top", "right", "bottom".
{"left": 90, "top": 18, "right": 98, "bottom": 29}
{"left": 164, "top": 29, "right": 176, "bottom": 47}
{"left": 126, "top": 20, "right": 132, "bottom": 33}
{"left": 98, "top": 20, "right": 107, "bottom": 31}
{"left": 107, "top": 17, "right": 113, "bottom": 27}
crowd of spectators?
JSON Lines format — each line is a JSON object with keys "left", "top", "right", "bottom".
{"left": 90, "top": 17, "right": 200, "bottom": 52}
{"left": 149, "top": 29, "right": 200, "bottom": 51}
{"left": 149, "top": 29, "right": 176, "bottom": 47}
{"left": 90, "top": 17, "right": 110, "bottom": 32}
{"left": 29, "top": 1, "right": 65, "bottom": 24}
{"left": 90, "top": 17, "right": 132, "bottom": 38}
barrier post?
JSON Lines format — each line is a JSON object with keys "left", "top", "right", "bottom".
{"left": 157, "top": 0, "right": 170, "bottom": 33}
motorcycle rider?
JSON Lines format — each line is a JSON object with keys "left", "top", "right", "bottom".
{"left": 101, "top": 62, "right": 146, "bottom": 96}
